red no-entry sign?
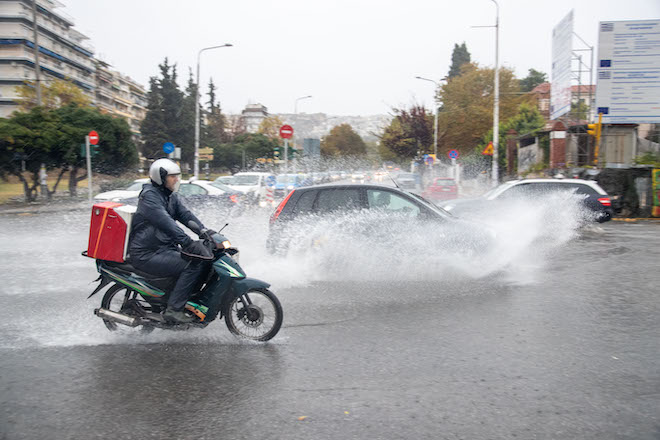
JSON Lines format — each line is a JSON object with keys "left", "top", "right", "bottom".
{"left": 279, "top": 125, "right": 293, "bottom": 139}
{"left": 88, "top": 130, "right": 99, "bottom": 145}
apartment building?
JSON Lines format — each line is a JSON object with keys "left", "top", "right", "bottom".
{"left": 95, "top": 59, "right": 146, "bottom": 136}
{"left": 0, "top": 0, "right": 95, "bottom": 117}
{"left": 241, "top": 103, "right": 268, "bottom": 133}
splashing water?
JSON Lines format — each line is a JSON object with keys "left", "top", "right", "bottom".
{"left": 0, "top": 190, "right": 594, "bottom": 348}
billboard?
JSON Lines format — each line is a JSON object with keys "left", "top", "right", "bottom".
{"left": 596, "top": 19, "right": 660, "bottom": 123}
{"left": 551, "top": 10, "right": 574, "bottom": 120}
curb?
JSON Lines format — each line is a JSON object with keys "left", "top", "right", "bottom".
{"left": 612, "top": 217, "right": 660, "bottom": 223}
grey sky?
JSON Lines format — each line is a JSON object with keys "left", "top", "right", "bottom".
{"left": 64, "top": 0, "right": 659, "bottom": 116}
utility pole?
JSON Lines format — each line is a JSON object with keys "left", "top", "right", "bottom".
{"left": 31, "top": 0, "right": 42, "bottom": 106}
{"left": 492, "top": 0, "right": 500, "bottom": 186}
{"left": 473, "top": 1, "right": 500, "bottom": 186}
{"left": 33, "top": 0, "right": 48, "bottom": 199}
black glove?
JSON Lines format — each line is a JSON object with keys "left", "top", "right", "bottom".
{"left": 199, "top": 228, "right": 217, "bottom": 241}
{"left": 181, "top": 239, "right": 213, "bottom": 261}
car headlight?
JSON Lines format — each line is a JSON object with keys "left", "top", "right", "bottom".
{"left": 444, "top": 204, "right": 455, "bottom": 211}
{"left": 287, "top": 185, "right": 294, "bottom": 189}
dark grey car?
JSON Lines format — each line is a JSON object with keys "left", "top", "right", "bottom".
{"left": 267, "top": 183, "right": 494, "bottom": 255}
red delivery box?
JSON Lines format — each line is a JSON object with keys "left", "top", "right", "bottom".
{"left": 87, "top": 202, "right": 136, "bottom": 262}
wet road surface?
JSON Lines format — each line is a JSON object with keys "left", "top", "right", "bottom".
{"left": 1, "top": 206, "right": 659, "bottom": 439}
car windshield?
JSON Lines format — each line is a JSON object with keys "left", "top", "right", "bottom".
{"left": 435, "top": 179, "right": 456, "bottom": 186}
{"left": 408, "top": 192, "right": 454, "bottom": 217}
{"left": 209, "top": 181, "right": 232, "bottom": 192}
{"left": 215, "top": 176, "right": 234, "bottom": 184}
{"left": 232, "top": 175, "right": 259, "bottom": 185}
{"left": 125, "top": 181, "right": 145, "bottom": 191}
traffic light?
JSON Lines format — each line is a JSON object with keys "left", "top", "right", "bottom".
{"left": 587, "top": 118, "right": 602, "bottom": 142}
{"left": 273, "top": 146, "right": 280, "bottom": 159}
{"left": 80, "top": 144, "right": 99, "bottom": 158}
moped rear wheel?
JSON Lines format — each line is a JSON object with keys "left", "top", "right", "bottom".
{"left": 224, "top": 288, "right": 283, "bottom": 341}
{"left": 101, "top": 283, "right": 155, "bottom": 334}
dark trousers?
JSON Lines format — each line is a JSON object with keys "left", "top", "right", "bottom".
{"left": 132, "top": 250, "right": 208, "bottom": 311}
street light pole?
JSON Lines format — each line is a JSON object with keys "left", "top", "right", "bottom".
{"left": 194, "top": 43, "right": 232, "bottom": 179}
{"left": 491, "top": 0, "right": 500, "bottom": 186}
{"left": 289, "top": 95, "right": 311, "bottom": 173}
{"left": 415, "top": 76, "right": 440, "bottom": 161}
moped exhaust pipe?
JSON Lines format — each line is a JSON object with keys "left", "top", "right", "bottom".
{"left": 95, "top": 308, "right": 140, "bottom": 327}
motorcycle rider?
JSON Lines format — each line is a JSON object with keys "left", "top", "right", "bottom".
{"left": 128, "top": 158, "right": 211, "bottom": 324}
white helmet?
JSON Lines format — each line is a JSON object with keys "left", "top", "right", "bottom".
{"left": 149, "top": 158, "right": 181, "bottom": 187}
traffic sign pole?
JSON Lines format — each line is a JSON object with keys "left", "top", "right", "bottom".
{"left": 279, "top": 125, "right": 294, "bottom": 174}
{"left": 85, "top": 135, "right": 93, "bottom": 204}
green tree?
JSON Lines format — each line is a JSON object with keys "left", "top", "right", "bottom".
{"left": 212, "top": 133, "right": 279, "bottom": 172}
{"left": 436, "top": 63, "right": 527, "bottom": 156}
{"left": 448, "top": 42, "right": 471, "bottom": 79}
{"left": 258, "top": 116, "right": 285, "bottom": 141}
{"left": 179, "top": 69, "right": 199, "bottom": 165}
{"left": 481, "top": 102, "right": 546, "bottom": 175}
{"left": 203, "top": 77, "right": 228, "bottom": 147}
{"left": 16, "top": 78, "right": 92, "bottom": 111}
{"left": 140, "top": 59, "right": 186, "bottom": 160}
{"left": 0, "top": 106, "right": 137, "bottom": 201}
{"left": 379, "top": 106, "right": 434, "bottom": 160}
{"left": 571, "top": 100, "right": 589, "bottom": 121}
{"left": 519, "top": 68, "right": 547, "bottom": 92}
{"left": 321, "top": 124, "right": 367, "bottom": 157}
{"left": 0, "top": 108, "right": 61, "bottom": 201}
{"left": 54, "top": 105, "right": 137, "bottom": 195}
{"left": 140, "top": 76, "right": 168, "bottom": 158}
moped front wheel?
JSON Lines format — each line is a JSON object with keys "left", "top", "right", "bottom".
{"left": 224, "top": 288, "right": 283, "bottom": 341}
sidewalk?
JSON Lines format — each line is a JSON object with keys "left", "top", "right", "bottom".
{"left": 0, "top": 198, "right": 89, "bottom": 215}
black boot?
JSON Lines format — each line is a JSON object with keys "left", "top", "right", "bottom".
{"left": 163, "top": 307, "right": 195, "bottom": 324}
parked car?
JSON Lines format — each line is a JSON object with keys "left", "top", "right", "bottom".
{"left": 394, "top": 172, "right": 420, "bottom": 190}
{"left": 94, "top": 178, "right": 149, "bottom": 202}
{"left": 120, "top": 180, "right": 244, "bottom": 215}
{"left": 422, "top": 177, "right": 458, "bottom": 201}
{"left": 439, "top": 178, "right": 613, "bottom": 223}
{"left": 93, "top": 178, "right": 149, "bottom": 202}
{"left": 226, "top": 172, "right": 276, "bottom": 205}
{"left": 351, "top": 171, "right": 368, "bottom": 183}
{"left": 273, "top": 174, "right": 307, "bottom": 199}
{"left": 214, "top": 175, "right": 234, "bottom": 185}
{"left": 267, "top": 183, "right": 494, "bottom": 254}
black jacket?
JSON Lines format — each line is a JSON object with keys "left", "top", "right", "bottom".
{"left": 128, "top": 183, "right": 204, "bottom": 262}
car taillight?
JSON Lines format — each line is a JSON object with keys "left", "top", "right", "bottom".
{"left": 270, "top": 190, "right": 295, "bottom": 224}
{"left": 598, "top": 197, "right": 611, "bottom": 207}
{"left": 230, "top": 195, "right": 238, "bottom": 204}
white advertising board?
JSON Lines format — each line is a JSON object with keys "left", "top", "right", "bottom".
{"left": 596, "top": 19, "right": 660, "bottom": 123}
{"left": 551, "top": 10, "right": 574, "bottom": 120}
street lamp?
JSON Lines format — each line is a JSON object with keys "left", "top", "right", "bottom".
{"left": 287, "top": 95, "right": 312, "bottom": 173}
{"left": 491, "top": 0, "right": 500, "bottom": 187}
{"left": 472, "top": 0, "right": 499, "bottom": 186}
{"left": 415, "top": 76, "right": 440, "bottom": 163}
{"left": 194, "top": 43, "right": 232, "bottom": 179}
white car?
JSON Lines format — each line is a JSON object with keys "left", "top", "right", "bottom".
{"left": 93, "top": 178, "right": 149, "bottom": 202}
{"left": 214, "top": 175, "right": 234, "bottom": 185}
{"left": 227, "top": 172, "right": 276, "bottom": 205}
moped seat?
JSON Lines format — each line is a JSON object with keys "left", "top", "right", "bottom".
{"left": 102, "top": 260, "right": 176, "bottom": 292}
